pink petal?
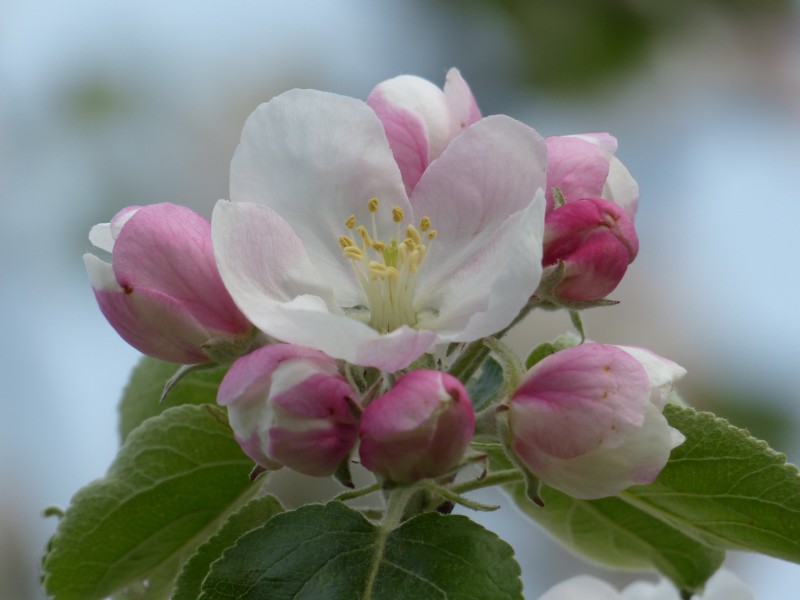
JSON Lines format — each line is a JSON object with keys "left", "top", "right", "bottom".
{"left": 443, "top": 67, "right": 481, "bottom": 135}
{"left": 112, "top": 203, "right": 249, "bottom": 336}
{"left": 545, "top": 135, "right": 611, "bottom": 210}
{"left": 512, "top": 344, "right": 651, "bottom": 459}
{"left": 85, "top": 254, "right": 211, "bottom": 363}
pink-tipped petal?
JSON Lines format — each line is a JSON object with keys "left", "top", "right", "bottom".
{"left": 443, "top": 67, "right": 481, "bottom": 135}
{"left": 545, "top": 135, "right": 611, "bottom": 210}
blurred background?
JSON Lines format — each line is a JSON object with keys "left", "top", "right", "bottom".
{"left": 1, "top": 0, "right": 799, "bottom": 598}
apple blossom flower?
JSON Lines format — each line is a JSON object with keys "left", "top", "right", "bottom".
{"left": 359, "top": 370, "right": 474, "bottom": 484}
{"left": 367, "top": 67, "right": 482, "bottom": 196}
{"left": 545, "top": 133, "right": 639, "bottom": 217}
{"left": 538, "top": 569, "right": 753, "bottom": 600}
{"left": 508, "top": 343, "right": 686, "bottom": 499}
{"left": 213, "top": 87, "right": 547, "bottom": 371}
{"left": 84, "top": 203, "right": 251, "bottom": 364}
{"left": 217, "top": 343, "right": 359, "bottom": 477}
{"left": 540, "top": 197, "right": 639, "bottom": 301}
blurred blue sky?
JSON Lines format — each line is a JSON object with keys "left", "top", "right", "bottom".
{"left": 1, "top": 1, "right": 799, "bottom": 598}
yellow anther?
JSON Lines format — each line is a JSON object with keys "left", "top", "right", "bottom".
{"left": 427, "top": 229, "right": 438, "bottom": 240}
{"left": 403, "top": 237, "right": 416, "bottom": 251}
{"left": 343, "top": 246, "right": 365, "bottom": 261}
{"left": 368, "top": 197, "right": 380, "bottom": 212}
{"left": 371, "top": 241, "right": 386, "bottom": 252}
{"left": 368, "top": 261, "right": 389, "bottom": 279}
{"left": 387, "top": 266, "right": 399, "bottom": 282}
{"left": 356, "top": 225, "right": 372, "bottom": 245}
{"left": 339, "top": 235, "right": 355, "bottom": 249}
{"left": 420, "top": 216, "right": 431, "bottom": 232}
{"left": 345, "top": 215, "right": 357, "bottom": 229}
{"left": 406, "top": 224, "right": 422, "bottom": 245}
{"left": 392, "top": 206, "right": 404, "bottom": 223}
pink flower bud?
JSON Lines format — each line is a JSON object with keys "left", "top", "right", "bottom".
{"left": 359, "top": 371, "right": 475, "bottom": 484}
{"left": 83, "top": 203, "right": 251, "bottom": 364}
{"left": 545, "top": 133, "right": 639, "bottom": 217}
{"left": 542, "top": 197, "right": 639, "bottom": 301}
{"left": 218, "top": 344, "right": 359, "bottom": 477}
{"left": 508, "top": 343, "right": 685, "bottom": 499}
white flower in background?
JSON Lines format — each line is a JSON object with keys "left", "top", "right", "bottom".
{"left": 539, "top": 569, "right": 753, "bottom": 600}
{"left": 213, "top": 88, "right": 547, "bottom": 371}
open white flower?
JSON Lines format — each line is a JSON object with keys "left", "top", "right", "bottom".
{"left": 213, "top": 88, "right": 547, "bottom": 370}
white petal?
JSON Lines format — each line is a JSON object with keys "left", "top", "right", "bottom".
{"left": 212, "top": 199, "right": 346, "bottom": 316}
{"left": 271, "top": 302, "right": 438, "bottom": 371}
{"left": 229, "top": 89, "right": 410, "bottom": 292}
{"left": 88, "top": 223, "right": 115, "bottom": 253}
{"left": 411, "top": 115, "right": 547, "bottom": 339}
{"left": 603, "top": 156, "right": 639, "bottom": 216}
{"left": 423, "top": 193, "right": 545, "bottom": 341}
{"left": 539, "top": 575, "right": 621, "bottom": 600}
{"left": 83, "top": 253, "right": 119, "bottom": 291}
{"left": 617, "top": 346, "right": 687, "bottom": 410}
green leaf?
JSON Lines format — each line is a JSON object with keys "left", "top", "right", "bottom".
{"left": 173, "top": 495, "right": 284, "bottom": 600}
{"left": 119, "top": 356, "right": 228, "bottom": 442}
{"left": 623, "top": 405, "right": 800, "bottom": 561}
{"left": 199, "top": 501, "right": 522, "bottom": 599}
{"left": 524, "top": 342, "right": 556, "bottom": 370}
{"left": 509, "top": 482, "right": 724, "bottom": 592}
{"left": 466, "top": 356, "right": 503, "bottom": 411}
{"left": 42, "top": 404, "right": 258, "bottom": 600}
{"left": 487, "top": 439, "right": 724, "bottom": 593}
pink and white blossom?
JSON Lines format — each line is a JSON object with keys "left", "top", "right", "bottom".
{"left": 367, "top": 67, "right": 481, "bottom": 196}
{"left": 84, "top": 203, "right": 251, "bottom": 364}
{"left": 217, "top": 343, "right": 359, "bottom": 477}
{"left": 359, "top": 370, "right": 474, "bottom": 484}
{"left": 213, "top": 87, "right": 547, "bottom": 371}
{"left": 508, "top": 343, "right": 686, "bottom": 499}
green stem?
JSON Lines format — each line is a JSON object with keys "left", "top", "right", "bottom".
{"left": 420, "top": 481, "right": 500, "bottom": 512}
{"left": 448, "top": 298, "right": 539, "bottom": 384}
{"left": 363, "top": 486, "right": 417, "bottom": 599}
{"left": 451, "top": 469, "right": 523, "bottom": 495}
{"left": 333, "top": 482, "right": 381, "bottom": 502}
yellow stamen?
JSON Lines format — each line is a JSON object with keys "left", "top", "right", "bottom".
{"left": 356, "top": 225, "right": 372, "bottom": 246}
{"left": 338, "top": 199, "right": 439, "bottom": 333}
{"left": 368, "top": 261, "right": 389, "bottom": 280}
{"left": 406, "top": 224, "right": 422, "bottom": 245}
{"left": 343, "top": 246, "right": 364, "bottom": 260}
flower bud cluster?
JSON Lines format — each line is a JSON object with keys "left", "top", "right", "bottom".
{"left": 218, "top": 343, "right": 475, "bottom": 482}
{"left": 84, "top": 69, "right": 687, "bottom": 502}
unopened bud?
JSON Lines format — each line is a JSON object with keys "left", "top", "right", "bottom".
{"left": 359, "top": 371, "right": 475, "bottom": 484}
{"left": 508, "top": 343, "right": 685, "bottom": 499}
{"left": 540, "top": 197, "right": 638, "bottom": 302}
{"left": 218, "top": 344, "right": 359, "bottom": 477}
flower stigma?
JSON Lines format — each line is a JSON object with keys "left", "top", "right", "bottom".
{"left": 339, "top": 198, "right": 437, "bottom": 333}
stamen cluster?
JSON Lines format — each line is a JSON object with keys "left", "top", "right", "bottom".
{"left": 338, "top": 198, "right": 437, "bottom": 333}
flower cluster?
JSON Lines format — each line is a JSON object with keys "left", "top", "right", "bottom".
{"left": 85, "top": 68, "right": 683, "bottom": 498}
